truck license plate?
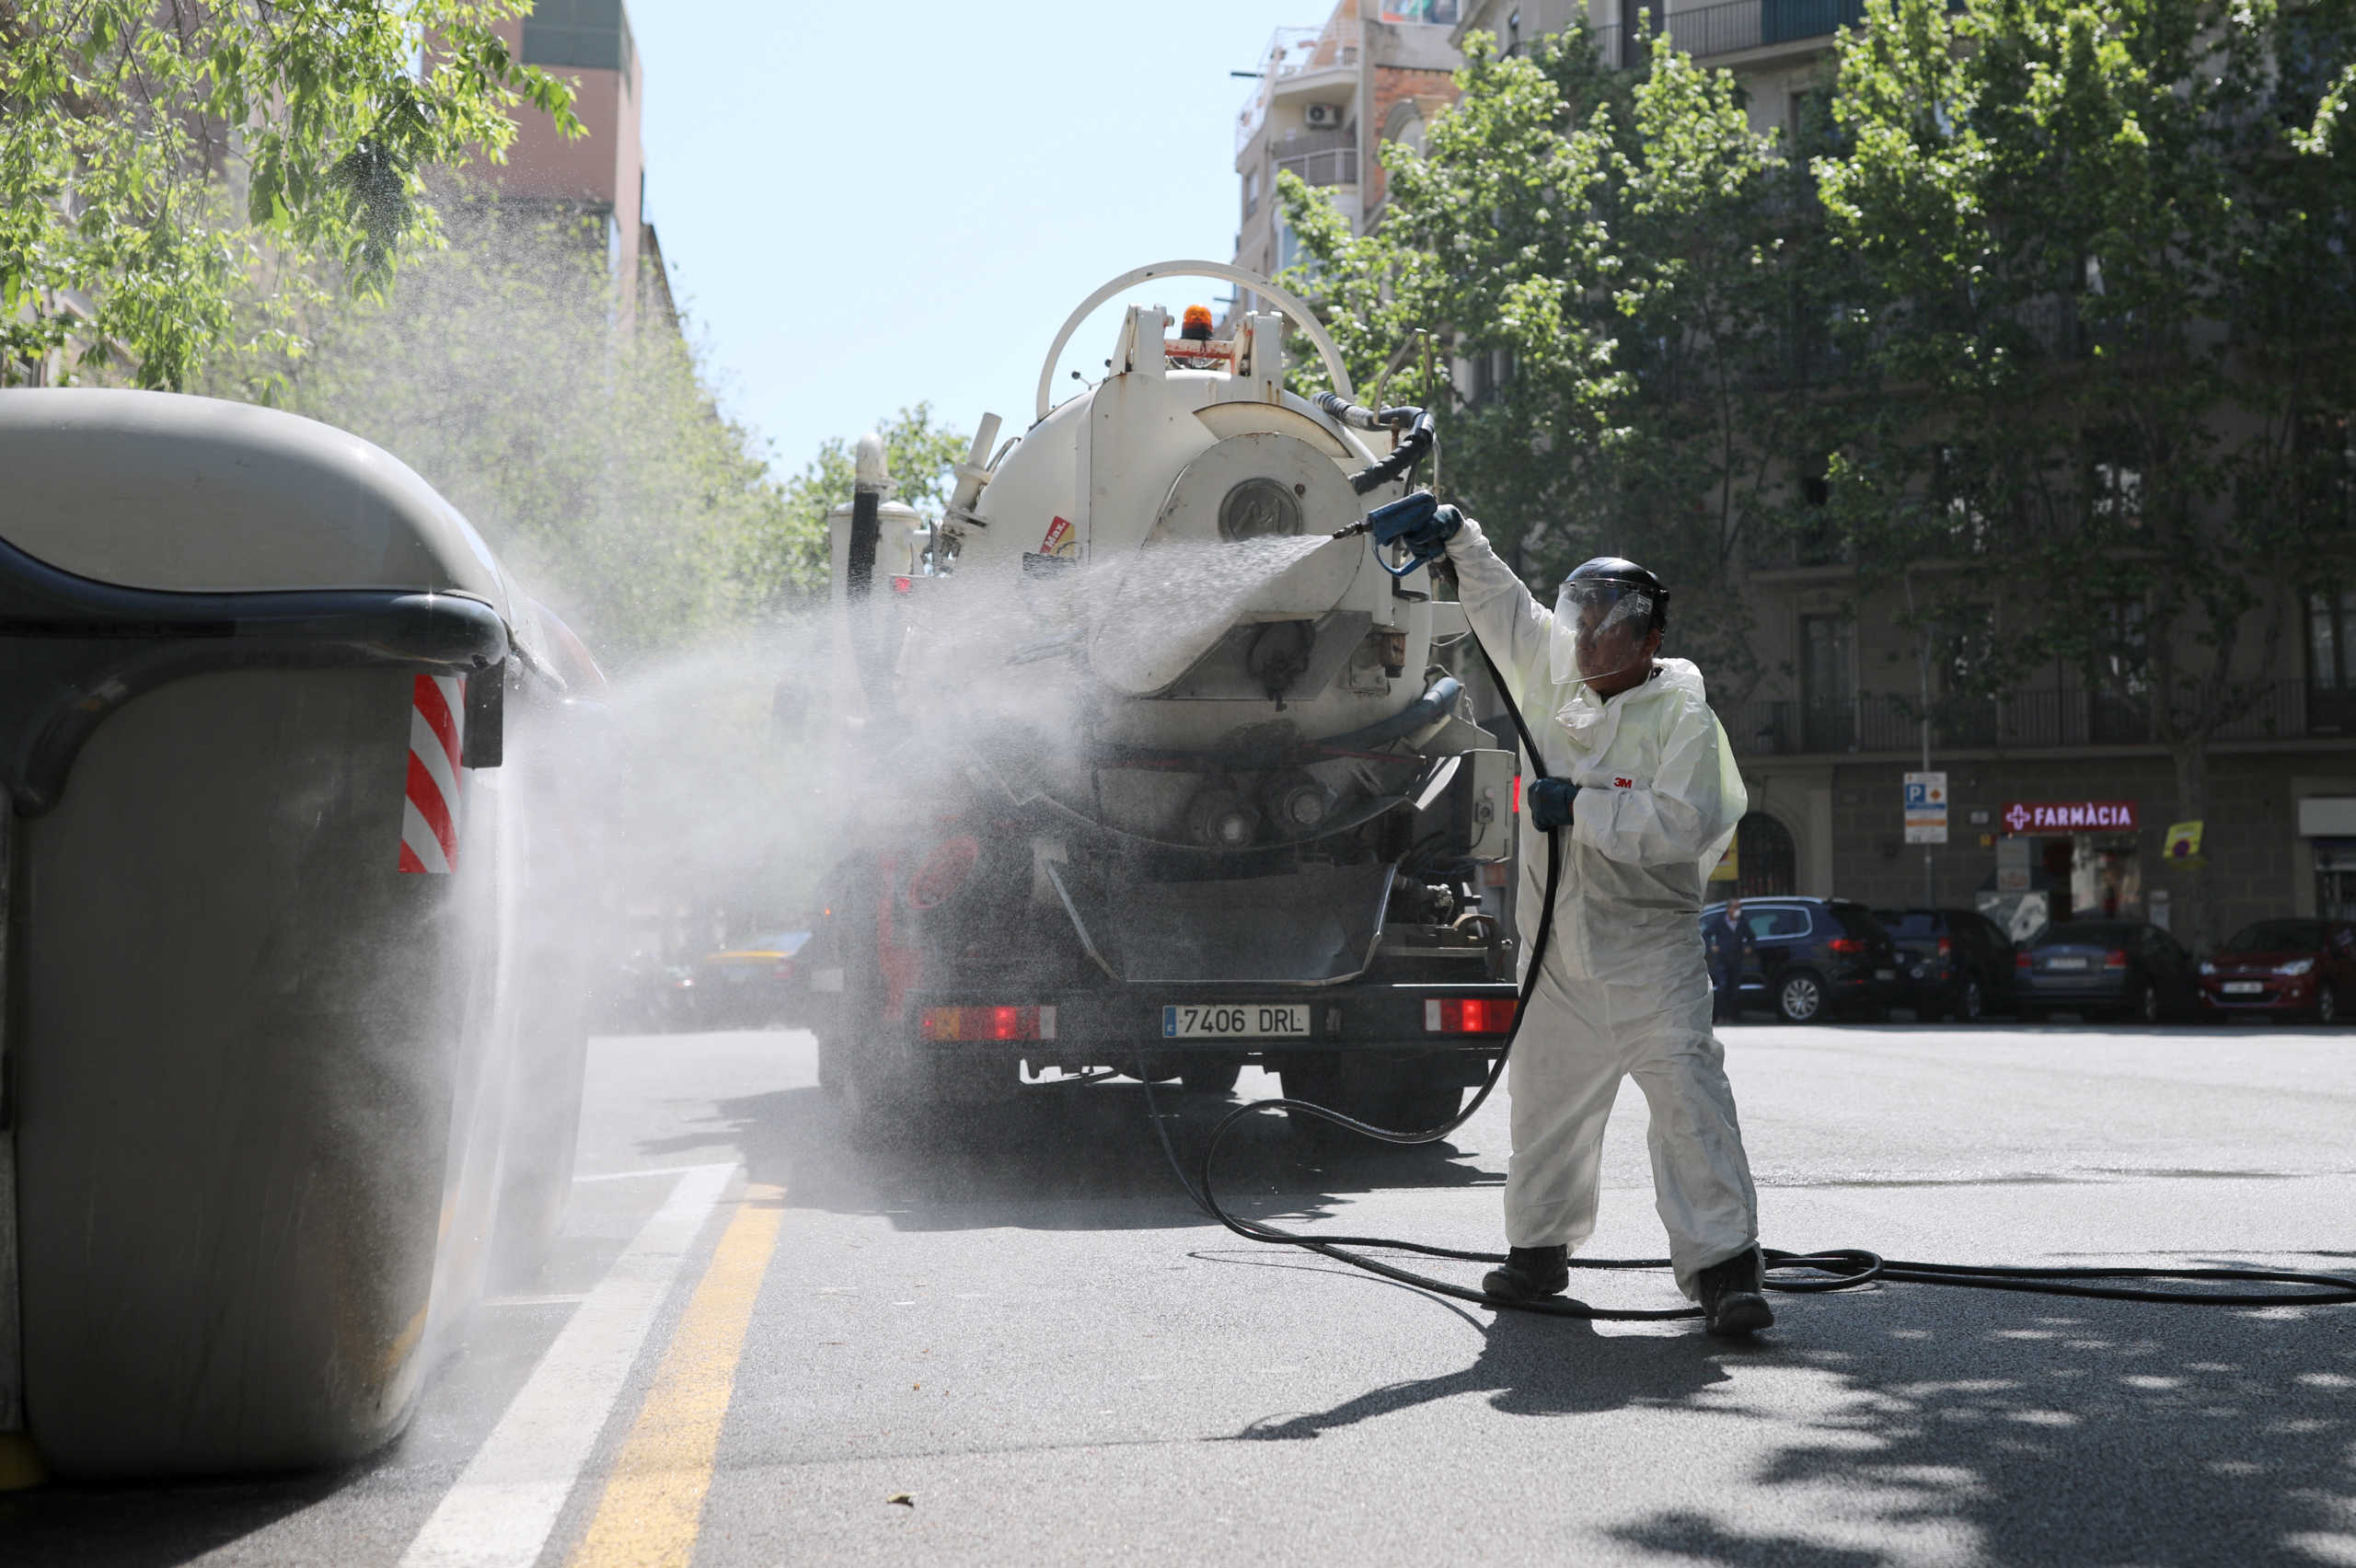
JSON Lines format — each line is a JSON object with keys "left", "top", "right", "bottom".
{"left": 1162, "top": 1003, "right": 1311, "bottom": 1039}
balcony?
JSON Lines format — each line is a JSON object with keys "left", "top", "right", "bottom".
{"left": 1513, "top": 0, "right": 1867, "bottom": 69}
{"left": 1722, "top": 682, "right": 2337, "bottom": 756}
{"left": 1237, "top": 25, "right": 1361, "bottom": 155}
{"left": 1276, "top": 145, "right": 1360, "bottom": 188}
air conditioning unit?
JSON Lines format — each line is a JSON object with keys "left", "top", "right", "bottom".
{"left": 1304, "top": 102, "right": 1343, "bottom": 131}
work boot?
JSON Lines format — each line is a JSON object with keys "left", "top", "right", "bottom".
{"left": 1482, "top": 1245, "right": 1570, "bottom": 1303}
{"left": 1696, "top": 1247, "right": 1774, "bottom": 1337}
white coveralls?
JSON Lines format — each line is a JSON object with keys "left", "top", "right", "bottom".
{"left": 1446, "top": 516, "right": 1758, "bottom": 1297}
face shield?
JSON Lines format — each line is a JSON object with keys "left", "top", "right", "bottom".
{"left": 1550, "top": 578, "right": 1659, "bottom": 687}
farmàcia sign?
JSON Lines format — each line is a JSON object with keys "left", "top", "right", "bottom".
{"left": 2001, "top": 801, "right": 2138, "bottom": 834}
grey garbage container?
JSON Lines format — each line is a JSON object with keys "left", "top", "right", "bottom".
{"left": 0, "top": 389, "right": 606, "bottom": 1479}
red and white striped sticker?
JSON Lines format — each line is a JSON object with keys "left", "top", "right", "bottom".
{"left": 398, "top": 674, "right": 466, "bottom": 873}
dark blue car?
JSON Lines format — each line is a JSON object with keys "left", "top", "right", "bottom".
{"left": 1700, "top": 897, "right": 1900, "bottom": 1023}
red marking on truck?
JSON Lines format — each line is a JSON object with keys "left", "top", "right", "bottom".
{"left": 399, "top": 674, "right": 466, "bottom": 873}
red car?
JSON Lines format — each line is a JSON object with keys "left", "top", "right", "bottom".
{"left": 2198, "top": 918, "right": 2356, "bottom": 1024}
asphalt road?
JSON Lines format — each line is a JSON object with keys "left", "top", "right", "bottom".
{"left": 6, "top": 1020, "right": 2355, "bottom": 1567}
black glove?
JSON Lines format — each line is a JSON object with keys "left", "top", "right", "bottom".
{"left": 1367, "top": 492, "right": 1463, "bottom": 559}
{"left": 1529, "top": 778, "right": 1578, "bottom": 833}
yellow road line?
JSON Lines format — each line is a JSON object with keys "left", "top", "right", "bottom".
{"left": 568, "top": 1182, "right": 785, "bottom": 1568}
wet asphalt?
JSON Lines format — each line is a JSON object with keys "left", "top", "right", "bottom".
{"left": 6, "top": 1017, "right": 2353, "bottom": 1566}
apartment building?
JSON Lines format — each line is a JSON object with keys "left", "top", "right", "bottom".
{"left": 1416, "top": 0, "right": 2356, "bottom": 940}
{"left": 484, "top": 0, "right": 677, "bottom": 332}
{"left": 1231, "top": 2, "right": 1465, "bottom": 317}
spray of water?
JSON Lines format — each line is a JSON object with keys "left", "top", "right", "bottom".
{"left": 271, "top": 208, "right": 1408, "bottom": 1362}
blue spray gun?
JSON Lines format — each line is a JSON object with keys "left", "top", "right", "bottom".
{"left": 1332, "top": 489, "right": 1464, "bottom": 578}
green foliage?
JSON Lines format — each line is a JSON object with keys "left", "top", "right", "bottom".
{"left": 1277, "top": 29, "right": 1850, "bottom": 691}
{"left": 1815, "top": 0, "right": 2356, "bottom": 943}
{"left": 0, "top": 0, "right": 580, "bottom": 391}
{"left": 756, "top": 409, "right": 974, "bottom": 594}
{"left": 236, "top": 208, "right": 793, "bottom": 666}
{"left": 1815, "top": 0, "right": 2356, "bottom": 719}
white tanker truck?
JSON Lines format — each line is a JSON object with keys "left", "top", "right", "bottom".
{"left": 805, "top": 262, "right": 1522, "bottom": 1138}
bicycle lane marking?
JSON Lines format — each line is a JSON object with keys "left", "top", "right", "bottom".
{"left": 398, "top": 1162, "right": 738, "bottom": 1568}
{"left": 565, "top": 1182, "right": 787, "bottom": 1568}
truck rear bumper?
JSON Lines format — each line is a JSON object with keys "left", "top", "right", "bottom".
{"left": 900, "top": 979, "right": 1519, "bottom": 1061}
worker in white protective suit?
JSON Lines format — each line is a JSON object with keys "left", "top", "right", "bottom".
{"left": 1376, "top": 498, "right": 1770, "bottom": 1334}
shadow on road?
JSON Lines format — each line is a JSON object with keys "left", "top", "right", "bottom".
{"left": 1205, "top": 1253, "right": 2356, "bottom": 1565}
{"left": 633, "top": 1077, "right": 1504, "bottom": 1233}
{"left": 0, "top": 1470, "right": 347, "bottom": 1568}
{"left": 1608, "top": 1282, "right": 2356, "bottom": 1564}
{"left": 1224, "top": 1304, "right": 1741, "bottom": 1440}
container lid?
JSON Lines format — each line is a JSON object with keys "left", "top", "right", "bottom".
{"left": 0, "top": 389, "right": 508, "bottom": 606}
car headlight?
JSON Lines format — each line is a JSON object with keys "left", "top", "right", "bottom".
{"left": 2198, "top": 961, "right": 2216, "bottom": 975}
{"left": 2276, "top": 957, "right": 2316, "bottom": 976}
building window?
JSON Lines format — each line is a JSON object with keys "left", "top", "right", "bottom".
{"left": 2307, "top": 591, "right": 2356, "bottom": 737}
{"left": 521, "top": 0, "right": 634, "bottom": 75}
{"left": 2313, "top": 589, "right": 2356, "bottom": 690}
{"left": 1464, "top": 348, "right": 1513, "bottom": 407}
{"left": 1935, "top": 444, "right": 1992, "bottom": 552}
{"left": 1243, "top": 167, "right": 1261, "bottom": 221}
{"left": 1275, "top": 211, "right": 1302, "bottom": 274}
{"left": 1801, "top": 614, "right": 1854, "bottom": 750}
{"left": 2083, "top": 425, "right": 2148, "bottom": 531}
{"left": 2300, "top": 409, "right": 2355, "bottom": 531}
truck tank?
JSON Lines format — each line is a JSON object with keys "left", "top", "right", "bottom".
{"left": 807, "top": 261, "right": 1519, "bottom": 1138}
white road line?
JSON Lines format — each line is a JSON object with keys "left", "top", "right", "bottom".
{"left": 398, "top": 1162, "right": 737, "bottom": 1568}
{"left": 572, "top": 1164, "right": 741, "bottom": 1185}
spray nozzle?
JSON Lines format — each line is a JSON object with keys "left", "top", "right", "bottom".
{"left": 1345, "top": 490, "right": 1460, "bottom": 578}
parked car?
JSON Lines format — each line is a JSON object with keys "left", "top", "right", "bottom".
{"left": 2015, "top": 920, "right": 2200, "bottom": 1023}
{"left": 2197, "top": 917, "right": 2356, "bottom": 1024}
{"left": 1871, "top": 906, "right": 2019, "bottom": 1021}
{"left": 603, "top": 951, "right": 700, "bottom": 1033}
{"left": 696, "top": 929, "right": 814, "bottom": 1027}
{"left": 1700, "top": 897, "right": 1900, "bottom": 1023}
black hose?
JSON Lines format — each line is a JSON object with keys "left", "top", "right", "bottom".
{"left": 844, "top": 486, "right": 897, "bottom": 723}
{"left": 1142, "top": 599, "right": 2356, "bottom": 1319}
{"left": 1319, "top": 393, "right": 1437, "bottom": 497}
{"left": 1318, "top": 674, "right": 1463, "bottom": 752}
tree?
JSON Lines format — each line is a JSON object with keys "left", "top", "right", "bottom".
{"left": 0, "top": 0, "right": 576, "bottom": 391}
{"left": 1276, "top": 29, "right": 1854, "bottom": 696}
{"left": 245, "top": 207, "right": 794, "bottom": 664}
{"left": 753, "top": 408, "right": 974, "bottom": 605}
{"left": 1816, "top": 0, "right": 2356, "bottom": 946}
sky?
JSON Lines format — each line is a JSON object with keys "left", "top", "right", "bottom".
{"left": 625, "top": 0, "right": 1320, "bottom": 482}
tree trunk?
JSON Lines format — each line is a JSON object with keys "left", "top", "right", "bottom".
{"left": 2169, "top": 741, "right": 2212, "bottom": 954}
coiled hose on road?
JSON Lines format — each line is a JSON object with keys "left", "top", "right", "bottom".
{"left": 1140, "top": 572, "right": 2356, "bottom": 1319}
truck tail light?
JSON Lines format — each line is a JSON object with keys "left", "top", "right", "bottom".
{"left": 1425, "top": 997, "right": 1517, "bottom": 1033}
{"left": 2104, "top": 949, "right": 2128, "bottom": 970}
{"left": 920, "top": 1005, "right": 1057, "bottom": 1042}
{"left": 1828, "top": 937, "right": 1864, "bottom": 955}
{"left": 1937, "top": 935, "right": 1953, "bottom": 956}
